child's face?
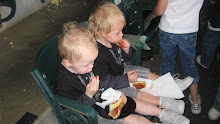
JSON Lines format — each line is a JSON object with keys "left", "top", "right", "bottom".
{"left": 69, "top": 50, "right": 98, "bottom": 74}
{"left": 103, "top": 24, "right": 124, "bottom": 44}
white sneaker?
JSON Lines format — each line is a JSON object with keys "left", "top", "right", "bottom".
{"left": 173, "top": 74, "right": 194, "bottom": 91}
{"left": 160, "top": 97, "right": 185, "bottom": 114}
{"left": 208, "top": 107, "right": 220, "bottom": 120}
{"left": 196, "top": 55, "right": 208, "bottom": 69}
{"left": 188, "top": 93, "right": 202, "bottom": 114}
{"left": 159, "top": 110, "right": 190, "bottom": 124}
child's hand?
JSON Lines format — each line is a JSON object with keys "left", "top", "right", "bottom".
{"left": 120, "top": 92, "right": 127, "bottom": 104}
{"left": 119, "top": 39, "right": 130, "bottom": 54}
{"left": 85, "top": 76, "right": 99, "bottom": 99}
{"left": 127, "top": 70, "right": 138, "bottom": 83}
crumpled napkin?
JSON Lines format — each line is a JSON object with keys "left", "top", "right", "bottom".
{"left": 96, "top": 87, "right": 122, "bottom": 109}
{"left": 132, "top": 73, "right": 184, "bottom": 99}
{"left": 114, "top": 0, "right": 122, "bottom": 5}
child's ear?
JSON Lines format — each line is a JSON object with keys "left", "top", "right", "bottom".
{"left": 61, "top": 59, "right": 72, "bottom": 67}
{"left": 97, "top": 31, "right": 105, "bottom": 38}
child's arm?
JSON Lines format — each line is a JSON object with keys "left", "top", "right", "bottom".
{"left": 85, "top": 76, "right": 99, "bottom": 99}
{"left": 99, "top": 74, "right": 130, "bottom": 90}
{"left": 77, "top": 76, "right": 99, "bottom": 106}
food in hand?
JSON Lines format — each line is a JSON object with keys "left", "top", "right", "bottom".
{"left": 118, "top": 39, "right": 124, "bottom": 48}
{"left": 108, "top": 97, "right": 124, "bottom": 119}
{"left": 133, "top": 81, "right": 147, "bottom": 89}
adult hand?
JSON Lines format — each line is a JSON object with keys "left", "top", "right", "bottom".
{"left": 150, "top": 14, "right": 157, "bottom": 21}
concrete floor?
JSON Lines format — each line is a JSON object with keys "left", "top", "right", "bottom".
{"left": 0, "top": 0, "right": 219, "bottom": 124}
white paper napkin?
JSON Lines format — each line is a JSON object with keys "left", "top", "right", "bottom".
{"left": 114, "top": 0, "right": 121, "bottom": 5}
{"left": 152, "top": 73, "right": 184, "bottom": 99}
{"left": 130, "top": 73, "right": 184, "bottom": 99}
{"left": 95, "top": 87, "right": 122, "bottom": 109}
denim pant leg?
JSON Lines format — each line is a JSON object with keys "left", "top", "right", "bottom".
{"left": 201, "top": 28, "right": 220, "bottom": 68}
{"left": 178, "top": 32, "right": 199, "bottom": 84}
{"left": 214, "top": 82, "right": 220, "bottom": 112}
{"left": 159, "top": 30, "right": 178, "bottom": 76}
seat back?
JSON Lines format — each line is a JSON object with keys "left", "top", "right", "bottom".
{"left": 31, "top": 36, "right": 97, "bottom": 124}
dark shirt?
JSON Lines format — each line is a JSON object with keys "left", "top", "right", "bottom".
{"left": 93, "top": 42, "right": 132, "bottom": 81}
{"left": 52, "top": 54, "right": 135, "bottom": 119}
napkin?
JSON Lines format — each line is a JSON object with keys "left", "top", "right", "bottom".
{"left": 152, "top": 73, "right": 184, "bottom": 99}
{"left": 96, "top": 87, "right": 122, "bottom": 109}
{"left": 114, "top": 0, "right": 121, "bottom": 5}
{"left": 131, "top": 73, "right": 184, "bottom": 99}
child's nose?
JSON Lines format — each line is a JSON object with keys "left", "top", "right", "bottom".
{"left": 120, "top": 31, "right": 123, "bottom": 37}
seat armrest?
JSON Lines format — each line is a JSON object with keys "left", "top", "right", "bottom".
{"left": 52, "top": 95, "right": 97, "bottom": 117}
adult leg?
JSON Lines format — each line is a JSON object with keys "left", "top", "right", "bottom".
{"left": 178, "top": 32, "right": 201, "bottom": 114}
{"left": 208, "top": 82, "right": 220, "bottom": 120}
{"left": 200, "top": 28, "right": 220, "bottom": 68}
{"left": 214, "top": 82, "right": 220, "bottom": 112}
{"left": 159, "top": 30, "right": 178, "bottom": 76}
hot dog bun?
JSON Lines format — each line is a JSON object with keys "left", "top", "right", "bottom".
{"left": 108, "top": 97, "right": 124, "bottom": 119}
{"left": 133, "top": 81, "right": 147, "bottom": 89}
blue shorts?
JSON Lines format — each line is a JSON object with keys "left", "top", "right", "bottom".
{"left": 159, "top": 29, "right": 199, "bottom": 84}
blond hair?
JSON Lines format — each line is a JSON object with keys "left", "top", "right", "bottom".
{"left": 88, "top": 1, "right": 126, "bottom": 38}
{"left": 58, "top": 21, "right": 97, "bottom": 62}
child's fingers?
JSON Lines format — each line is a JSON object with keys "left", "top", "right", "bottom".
{"left": 92, "top": 76, "right": 99, "bottom": 89}
{"left": 95, "top": 75, "right": 99, "bottom": 88}
{"left": 123, "top": 39, "right": 130, "bottom": 48}
{"left": 120, "top": 92, "right": 127, "bottom": 104}
{"left": 128, "top": 70, "right": 136, "bottom": 75}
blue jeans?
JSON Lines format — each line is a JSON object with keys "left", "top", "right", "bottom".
{"left": 200, "top": 28, "right": 220, "bottom": 68}
{"left": 159, "top": 30, "right": 199, "bottom": 84}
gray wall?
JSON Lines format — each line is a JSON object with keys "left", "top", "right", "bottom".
{"left": 0, "top": 0, "right": 51, "bottom": 33}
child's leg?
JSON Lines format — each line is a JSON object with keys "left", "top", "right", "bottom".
{"left": 124, "top": 65, "right": 160, "bottom": 80}
{"left": 148, "top": 72, "right": 160, "bottom": 80}
{"left": 123, "top": 114, "right": 155, "bottom": 124}
{"left": 133, "top": 98, "right": 189, "bottom": 124}
{"left": 133, "top": 98, "right": 162, "bottom": 117}
{"left": 120, "top": 86, "right": 185, "bottom": 114}
{"left": 136, "top": 91, "right": 160, "bottom": 105}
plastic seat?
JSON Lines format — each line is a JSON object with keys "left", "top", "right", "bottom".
{"left": 106, "top": 0, "right": 161, "bottom": 59}
{"left": 31, "top": 34, "right": 152, "bottom": 124}
{"left": 31, "top": 35, "right": 97, "bottom": 124}
{"left": 31, "top": 1, "right": 154, "bottom": 123}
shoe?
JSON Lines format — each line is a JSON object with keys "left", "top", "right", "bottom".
{"left": 173, "top": 74, "right": 194, "bottom": 91}
{"left": 160, "top": 97, "right": 185, "bottom": 114}
{"left": 188, "top": 93, "right": 201, "bottom": 114}
{"left": 196, "top": 55, "right": 208, "bottom": 69}
{"left": 208, "top": 107, "right": 220, "bottom": 120}
{"left": 159, "top": 110, "right": 190, "bottom": 124}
